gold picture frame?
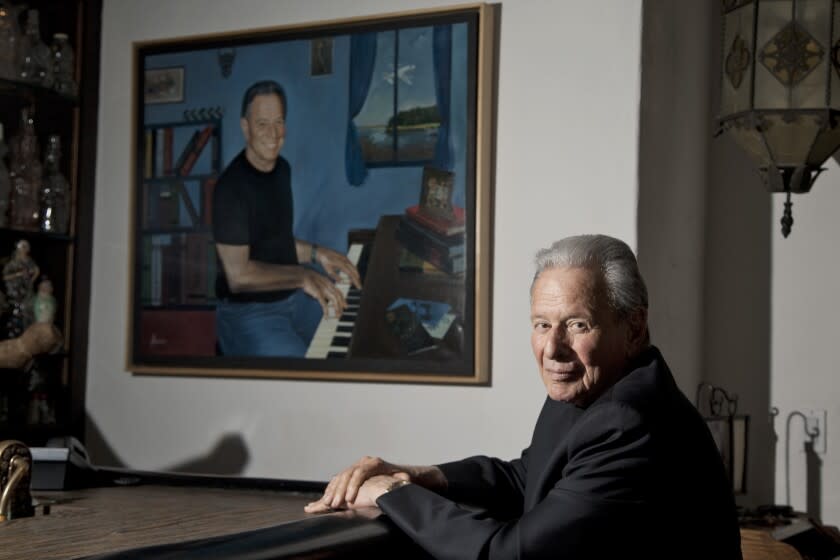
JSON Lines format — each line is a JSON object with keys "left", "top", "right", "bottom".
{"left": 127, "top": 4, "right": 498, "bottom": 384}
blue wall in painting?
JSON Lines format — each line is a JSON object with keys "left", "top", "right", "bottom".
{"left": 144, "top": 24, "right": 468, "bottom": 253}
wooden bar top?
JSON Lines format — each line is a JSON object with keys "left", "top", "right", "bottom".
{"left": 0, "top": 483, "right": 321, "bottom": 559}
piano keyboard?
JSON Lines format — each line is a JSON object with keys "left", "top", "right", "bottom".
{"left": 305, "top": 243, "right": 363, "bottom": 359}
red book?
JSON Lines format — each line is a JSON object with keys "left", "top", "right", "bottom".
{"left": 179, "top": 125, "right": 215, "bottom": 176}
{"left": 405, "top": 204, "right": 466, "bottom": 236}
{"left": 202, "top": 177, "right": 216, "bottom": 226}
{"left": 163, "top": 127, "right": 174, "bottom": 175}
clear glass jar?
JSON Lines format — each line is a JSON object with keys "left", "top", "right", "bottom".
{"left": 0, "top": 2, "right": 25, "bottom": 79}
{"left": 10, "top": 106, "right": 42, "bottom": 230}
{"left": 18, "top": 9, "right": 53, "bottom": 87}
{"left": 40, "top": 134, "right": 70, "bottom": 234}
{"left": 51, "top": 32, "right": 77, "bottom": 96}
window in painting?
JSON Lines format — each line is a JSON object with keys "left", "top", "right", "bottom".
{"left": 354, "top": 26, "right": 442, "bottom": 165}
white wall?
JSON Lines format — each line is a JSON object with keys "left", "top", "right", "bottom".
{"left": 770, "top": 162, "right": 840, "bottom": 525}
{"left": 88, "top": 0, "right": 643, "bottom": 479}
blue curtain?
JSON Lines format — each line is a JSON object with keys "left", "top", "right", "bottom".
{"left": 345, "top": 33, "right": 378, "bottom": 186}
{"left": 432, "top": 25, "right": 453, "bottom": 170}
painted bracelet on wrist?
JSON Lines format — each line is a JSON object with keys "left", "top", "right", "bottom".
{"left": 310, "top": 243, "right": 318, "bottom": 264}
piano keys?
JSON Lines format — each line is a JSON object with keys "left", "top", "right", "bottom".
{"left": 305, "top": 243, "right": 364, "bottom": 359}
{"left": 305, "top": 216, "right": 466, "bottom": 362}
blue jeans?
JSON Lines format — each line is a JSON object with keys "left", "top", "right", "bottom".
{"left": 216, "top": 290, "right": 322, "bottom": 357}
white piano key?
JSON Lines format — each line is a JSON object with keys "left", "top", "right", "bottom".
{"left": 305, "top": 244, "right": 363, "bottom": 358}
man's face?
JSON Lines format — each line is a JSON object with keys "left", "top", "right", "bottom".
{"left": 241, "top": 93, "right": 286, "bottom": 171}
{"left": 530, "top": 266, "right": 641, "bottom": 406}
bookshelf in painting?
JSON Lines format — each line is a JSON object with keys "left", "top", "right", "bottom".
{"left": 136, "top": 118, "right": 221, "bottom": 357}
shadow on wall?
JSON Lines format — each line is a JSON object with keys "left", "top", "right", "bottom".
{"left": 637, "top": 0, "right": 774, "bottom": 507}
{"left": 85, "top": 414, "right": 250, "bottom": 475}
{"left": 782, "top": 410, "right": 823, "bottom": 520}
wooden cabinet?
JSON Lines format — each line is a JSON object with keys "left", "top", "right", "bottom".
{"left": 0, "top": 0, "right": 101, "bottom": 445}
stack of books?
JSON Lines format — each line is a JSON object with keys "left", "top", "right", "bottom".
{"left": 397, "top": 205, "right": 466, "bottom": 275}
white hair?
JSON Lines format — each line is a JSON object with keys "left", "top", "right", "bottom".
{"left": 532, "top": 234, "right": 648, "bottom": 322}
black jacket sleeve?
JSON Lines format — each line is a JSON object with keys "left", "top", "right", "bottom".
{"left": 435, "top": 451, "right": 529, "bottom": 518}
{"left": 377, "top": 403, "right": 654, "bottom": 560}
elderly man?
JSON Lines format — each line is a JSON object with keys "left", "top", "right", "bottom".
{"left": 305, "top": 235, "right": 742, "bottom": 559}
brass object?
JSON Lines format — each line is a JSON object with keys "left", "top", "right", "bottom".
{"left": 0, "top": 440, "right": 34, "bottom": 521}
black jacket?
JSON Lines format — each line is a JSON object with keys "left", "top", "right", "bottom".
{"left": 378, "top": 346, "right": 742, "bottom": 559}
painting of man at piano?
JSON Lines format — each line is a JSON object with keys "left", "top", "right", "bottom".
{"left": 129, "top": 6, "right": 496, "bottom": 383}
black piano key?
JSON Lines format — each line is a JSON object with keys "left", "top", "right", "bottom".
{"left": 332, "top": 336, "right": 351, "bottom": 346}
{"left": 337, "top": 325, "right": 353, "bottom": 333}
{"left": 327, "top": 351, "right": 347, "bottom": 358}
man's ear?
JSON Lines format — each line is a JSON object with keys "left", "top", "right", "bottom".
{"left": 626, "top": 307, "right": 648, "bottom": 354}
{"left": 240, "top": 117, "right": 250, "bottom": 139}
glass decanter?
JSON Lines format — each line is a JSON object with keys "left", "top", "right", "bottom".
{"left": 0, "top": 123, "right": 11, "bottom": 227}
{"left": 40, "top": 134, "right": 70, "bottom": 233}
{"left": 18, "top": 9, "right": 53, "bottom": 87}
{"left": 0, "top": 2, "right": 25, "bottom": 79}
{"left": 51, "top": 32, "right": 77, "bottom": 96}
{"left": 9, "top": 106, "right": 42, "bottom": 230}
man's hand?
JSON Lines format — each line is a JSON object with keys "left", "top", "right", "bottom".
{"left": 352, "top": 474, "right": 410, "bottom": 508}
{"left": 304, "top": 456, "right": 408, "bottom": 513}
{"left": 304, "top": 457, "right": 447, "bottom": 514}
{"left": 300, "top": 268, "right": 346, "bottom": 317}
{"left": 314, "top": 246, "right": 362, "bottom": 290}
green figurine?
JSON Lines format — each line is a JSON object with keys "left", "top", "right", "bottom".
{"left": 32, "top": 276, "right": 56, "bottom": 324}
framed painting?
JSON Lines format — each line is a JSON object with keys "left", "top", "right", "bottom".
{"left": 127, "top": 4, "right": 498, "bottom": 384}
{"left": 143, "top": 67, "right": 185, "bottom": 104}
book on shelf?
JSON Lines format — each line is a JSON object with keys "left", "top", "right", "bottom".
{"left": 398, "top": 215, "right": 465, "bottom": 255}
{"left": 396, "top": 220, "right": 466, "bottom": 276}
{"left": 140, "top": 236, "right": 153, "bottom": 304}
{"left": 173, "top": 130, "right": 200, "bottom": 175}
{"left": 161, "top": 239, "right": 182, "bottom": 305}
{"left": 405, "top": 204, "right": 466, "bottom": 237}
{"left": 144, "top": 130, "right": 154, "bottom": 178}
{"left": 178, "top": 124, "right": 215, "bottom": 176}
{"left": 206, "top": 238, "right": 218, "bottom": 300}
{"left": 144, "top": 183, "right": 180, "bottom": 228}
{"left": 162, "top": 127, "right": 174, "bottom": 176}
{"left": 181, "top": 232, "right": 209, "bottom": 304}
{"left": 201, "top": 177, "right": 216, "bottom": 226}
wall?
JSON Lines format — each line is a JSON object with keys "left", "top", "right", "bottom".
{"left": 770, "top": 162, "right": 840, "bottom": 525}
{"left": 88, "top": 0, "right": 642, "bottom": 478}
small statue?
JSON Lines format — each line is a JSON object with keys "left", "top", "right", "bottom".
{"left": 2, "top": 239, "right": 39, "bottom": 338}
{"left": 32, "top": 276, "right": 56, "bottom": 324}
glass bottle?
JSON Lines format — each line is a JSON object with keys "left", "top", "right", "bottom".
{"left": 0, "top": 123, "right": 11, "bottom": 227}
{"left": 0, "top": 2, "right": 25, "bottom": 79}
{"left": 18, "top": 9, "right": 53, "bottom": 87}
{"left": 51, "top": 33, "right": 77, "bottom": 96}
{"left": 40, "top": 134, "right": 70, "bottom": 233}
{"left": 9, "top": 106, "right": 42, "bottom": 230}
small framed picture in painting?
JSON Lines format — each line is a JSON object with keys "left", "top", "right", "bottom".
{"left": 310, "top": 37, "right": 333, "bottom": 76}
{"left": 144, "top": 67, "right": 185, "bottom": 104}
{"left": 419, "top": 166, "right": 455, "bottom": 220}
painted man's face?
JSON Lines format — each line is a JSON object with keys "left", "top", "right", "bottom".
{"left": 241, "top": 93, "right": 286, "bottom": 172}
